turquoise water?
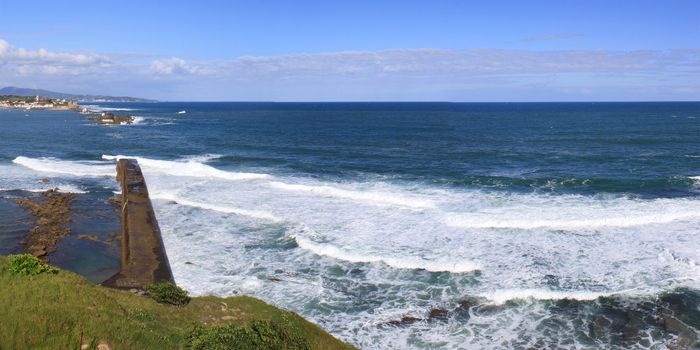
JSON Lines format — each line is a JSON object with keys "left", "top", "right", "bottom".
{"left": 1, "top": 102, "right": 699, "bottom": 348}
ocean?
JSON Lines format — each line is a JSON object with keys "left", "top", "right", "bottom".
{"left": 1, "top": 102, "right": 699, "bottom": 349}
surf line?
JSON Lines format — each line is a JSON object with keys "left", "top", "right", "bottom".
{"left": 103, "top": 158, "right": 175, "bottom": 289}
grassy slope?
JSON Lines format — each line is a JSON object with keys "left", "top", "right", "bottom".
{"left": 0, "top": 257, "right": 355, "bottom": 350}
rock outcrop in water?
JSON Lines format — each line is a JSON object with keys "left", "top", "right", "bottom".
{"left": 88, "top": 112, "right": 134, "bottom": 125}
{"left": 15, "top": 189, "right": 75, "bottom": 257}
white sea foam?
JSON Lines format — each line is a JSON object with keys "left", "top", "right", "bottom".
{"left": 102, "top": 155, "right": 270, "bottom": 181}
{"left": 0, "top": 184, "right": 88, "bottom": 194}
{"left": 446, "top": 208, "right": 700, "bottom": 230}
{"left": 269, "top": 181, "right": 435, "bottom": 209}
{"left": 445, "top": 194, "right": 700, "bottom": 230}
{"left": 8, "top": 153, "right": 700, "bottom": 349}
{"left": 151, "top": 192, "right": 281, "bottom": 222}
{"left": 293, "top": 234, "right": 479, "bottom": 273}
{"left": 80, "top": 105, "right": 137, "bottom": 112}
{"left": 13, "top": 156, "right": 114, "bottom": 177}
{"left": 131, "top": 116, "right": 145, "bottom": 124}
{"left": 480, "top": 289, "right": 612, "bottom": 305}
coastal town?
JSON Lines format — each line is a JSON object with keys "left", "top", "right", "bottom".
{"left": 0, "top": 95, "right": 135, "bottom": 124}
{"left": 0, "top": 95, "right": 80, "bottom": 111}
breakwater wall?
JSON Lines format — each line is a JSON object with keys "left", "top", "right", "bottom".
{"left": 103, "top": 159, "right": 174, "bottom": 289}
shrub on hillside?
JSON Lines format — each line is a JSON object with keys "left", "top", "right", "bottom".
{"left": 187, "top": 320, "right": 311, "bottom": 350}
{"left": 7, "top": 254, "right": 57, "bottom": 276}
{"left": 145, "top": 282, "right": 190, "bottom": 306}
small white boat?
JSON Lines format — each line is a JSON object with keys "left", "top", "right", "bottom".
{"left": 177, "top": 110, "right": 187, "bottom": 114}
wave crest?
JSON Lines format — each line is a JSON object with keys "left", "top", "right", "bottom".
{"left": 151, "top": 192, "right": 280, "bottom": 222}
{"left": 102, "top": 155, "right": 270, "bottom": 181}
{"left": 270, "top": 181, "right": 435, "bottom": 209}
{"left": 292, "top": 232, "right": 478, "bottom": 273}
{"left": 13, "top": 156, "right": 114, "bottom": 177}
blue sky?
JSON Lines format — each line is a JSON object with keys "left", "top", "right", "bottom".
{"left": 1, "top": 0, "right": 699, "bottom": 101}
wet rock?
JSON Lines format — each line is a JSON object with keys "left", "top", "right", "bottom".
{"left": 15, "top": 189, "right": 75, "bottom": 257}
{"left": 428, "top": 308, "right": 448, "bottom": 321}
{"left": 88, "top": 112, "right": 134, "bottom": 125}
{"left": 32, "top": 249, "right": 47, "bottom": 257}
{"left": 77, "top": 234, "right": 113, "bottom": 245}
{"left": 386, "top": 315, "right": 422, "bottom": 326}
{"left": 40, "top": 178, "right": 50, "bottom": 184}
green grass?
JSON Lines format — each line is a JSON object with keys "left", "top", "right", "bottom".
{"left": 0, "top": 256, "right": 355, "bottom": 350}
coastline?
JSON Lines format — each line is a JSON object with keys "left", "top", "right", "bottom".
{"left": 0, "top": 96, "right": 136, "bottom": 124}
{"left": 0, "top": 256, "right": 355, "bottom": 349}
{"left": 3, "top": 101, "right": 700, "bottom": 348}
{"left": 0, "top": 106, "right": 351, "bottom": 348}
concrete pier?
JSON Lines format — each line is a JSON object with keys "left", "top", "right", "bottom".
{"left": 103, "top": 159, "right": 174, "bottom": 289}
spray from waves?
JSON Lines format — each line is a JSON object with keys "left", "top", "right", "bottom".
{"left": 13, "top": 156, "right": 114, "bottom": 177}
{"left": 131, "top": 116, "right": 145, "bottom": 124}
{"left": 0, "top": 185, "right": 88, "bottom": 194}
{"left": 151, "top": 192, "right": 281, "bottom": 222}
{"left": 479, "top": 275, "right": 700, "bottom": 305}
{"left": 445, "top": 210, "right": 700, "bottom": 230}
{"left": 102, "top": 155, "right": 270, "bottom": 181}
{"left": 80, "top": 105, "right": 138, "bottom": 112}
{"left": 269, "top": 181, "right": 435, "bottom": 209}
{"left": 445, "top": 195, "right": 700, "bottom": 230}
{"left": 691, "top": 176, "right": 700, "bottom": 187}
{"left": 181, "top": 154, "right": 223, "bottom": 162}
{"left": 479, "top": 288, "right": 615, "bottom": 305}
{"left": 290, "top": 227, "right": 478, "bottom": 273}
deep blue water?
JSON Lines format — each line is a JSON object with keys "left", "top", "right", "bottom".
{"left": 1, "top": 102, "right": 699, "bottom": 349}
{"left": 2, "top": 102, "right": 700, "bottom": 196}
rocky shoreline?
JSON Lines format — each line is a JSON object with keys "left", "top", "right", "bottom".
{"left": 1, "top": 95, "right": 135, "bottom": 125}
{"left": 87, "top": 112, "right": 135, "bottom": 125}
{"left": 15, "top": 189, "right": 76, "bottom": 257}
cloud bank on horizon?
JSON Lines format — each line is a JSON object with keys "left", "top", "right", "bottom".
{"left": 0, "top": 38, "right": 698, "bottom": 101}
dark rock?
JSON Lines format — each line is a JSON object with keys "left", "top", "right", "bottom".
{"left": 428, "top": 308, "right": 449, "bottom": 321}
{"left": 386, "top": 315, "right": 422, "bottom": 326}
{"left": 15, "top": 189, "right": 76, "bottom": 258}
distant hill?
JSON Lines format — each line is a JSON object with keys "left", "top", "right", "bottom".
{"left": 0, "top": 87, "right": 156, "bottom": 102}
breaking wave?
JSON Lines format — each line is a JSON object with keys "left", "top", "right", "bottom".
{"left": 269, "top": 181, "right": 435, "bottom": 209}
{"left": 102, "top": 155, "right": 270, "bottom": 181}
{"left": 292, "top": 233, "right": 479, "bottom": 273}
{"left": 151, "top": 192, "right": 281, "bottom": 222}
{"left": 13, "top": 156, "right": 114, "bottom": 177}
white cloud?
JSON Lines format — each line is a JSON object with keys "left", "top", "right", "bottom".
{"left": 0, "top": 39, "right": 111, "bottom": 67}
{"left": 0, "top": 37, "right": 698, "bottom": 101}
{"left": 149, "top": 57, "right": 209, "bottom": 75}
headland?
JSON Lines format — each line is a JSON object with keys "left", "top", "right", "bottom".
{"left": 1, "top": 94, "right": 135, "bottom": 124}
